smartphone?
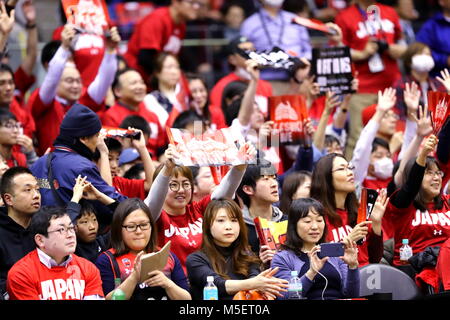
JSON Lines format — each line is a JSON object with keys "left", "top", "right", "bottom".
{"left": 317, "top": 243, "right": 345, "bottom": 259}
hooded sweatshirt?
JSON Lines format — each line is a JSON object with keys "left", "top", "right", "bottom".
{"left": 0, "top": 207, "right": 36, "bottom": 296}
{"left": 242, "top": 205, "right": 287, "bottom": 254}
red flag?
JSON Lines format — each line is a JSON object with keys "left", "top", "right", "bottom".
{"left": 428, "top": 91, "right": 450, "bottom": 135}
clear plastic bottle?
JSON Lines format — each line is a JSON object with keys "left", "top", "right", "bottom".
{"left": 203, "top": 276, "right": 218, "bottom": 300}
{"left": 399, "top": 239, "right": 413, "bottom": 265}
{"left": 288, "top": 270, "right": 303, "bottom": 300}
{"left": 111, "top": 278, "right": 126, "bottom": 300}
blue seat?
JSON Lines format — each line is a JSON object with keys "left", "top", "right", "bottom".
{"left": 359, "top": 264, "right": 422, "bottom": 300}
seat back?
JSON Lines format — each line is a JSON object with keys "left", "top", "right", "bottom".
{"left": 359, "top": 264, "right": 422, "bottom": 300}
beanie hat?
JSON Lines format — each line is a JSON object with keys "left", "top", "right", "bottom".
{"left": 59, "top": 104, "right": 102, "bottom": 138}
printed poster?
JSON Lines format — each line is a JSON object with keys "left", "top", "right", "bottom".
{"left": 312, "top": 46, "right": 354, "bottom": 95}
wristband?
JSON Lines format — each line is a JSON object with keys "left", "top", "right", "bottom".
{"left": 25, "top": 23, "right": 37, "bottom": 29}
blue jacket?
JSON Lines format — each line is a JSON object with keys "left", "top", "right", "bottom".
{"left": 271, "top": 249, "right": 360, "bottom": 300}
{"left": 416, "top": 13, "right": 450, "bottom": 73}
{"left": 31, "top": 148, "right": 127, "bottom": 207}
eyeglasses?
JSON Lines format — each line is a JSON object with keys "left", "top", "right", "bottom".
{"left": 169, "top": 181, "right": 192, "bottom": 192}
{"left": 182, "top": 0, "right": 207, "bottom": 9}
{"left": 332, "top": 164, "right": 355, "bottom": 173}
{"left": 47, "top": 225, "right": 76, "bottom": 236}
{"left": 122, "top": 222, "right": 151, "bottom": 232}
{"left": 1, "top": 121, "right": 22, "bottom": 129}
{"left": 425, "top": 170, "right": 444, "bottom": 178}
{"left": 383, "top": 112, "right": 400, "bottom": 120}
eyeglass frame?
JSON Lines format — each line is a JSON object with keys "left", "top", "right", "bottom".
{"left": 122, "top": 222, "right": 151, "bottom": 232}
{"left": 182, "top": 0, "right": 208, "bottom": 9}
{"left": 425, "top": 169, "right": 444, "bottom": 178}
{"left": 331, "top": 163, "right": 356, "bottom": 173}
{"left": 168, "top": 181, "right": 192, "bottom": 192}
{"left": 0, "top": 121, "right": 23, "bottom": 129}
{"left": 47, "top": 225, "right": 76, "bottom": 236}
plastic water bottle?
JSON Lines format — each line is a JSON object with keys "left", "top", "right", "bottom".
{"left": 203, "top": 276, "right": 218, "bottom": 300}
{"left": 399, "top": 239, "right": 413, "bottom": 264}
{"left": 288, "top": 270, "right": 303, "bottom": 300}
{"left": 111, "top": 278, "right": 126, "bottom": 300}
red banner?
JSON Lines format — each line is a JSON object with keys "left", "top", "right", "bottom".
{"left": 61, "top": 0, "right": 110, "bottom": 35}
{"left": 269, "top": 95, "right": 308, "bottom": 145}
{"left": 428, "top": 91, "right": 450, "bottom": 135}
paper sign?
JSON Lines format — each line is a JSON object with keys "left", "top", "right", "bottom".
{"left": 139, "top": 241, "right": 171, "bottom": 284}
{"left": 61, "top": 0, "right": 110, "bottom": 35}
{"left": 312, "top": 46, "right": 354, "bottom": 95}
{"left": 357, "top": 188, "right": 379, "bottom": 224}
{"left": 166, "top": 127, "right": 253, "bottom": 167}
{"left": 101, "top": 126, "right": 141, "bottom": 139}
{"left": 269, "top": 95, "right": 309, "bottom": 145}
{"left": 254, "top": 217, "right": 287, "bottom": 251}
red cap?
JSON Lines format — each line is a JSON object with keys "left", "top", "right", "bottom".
{"left": 362, "top": 103, "right": 377, "bottom": 126}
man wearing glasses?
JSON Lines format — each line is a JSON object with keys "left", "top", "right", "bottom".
{"left": 6, "top": 206, "right": 104, "bottom": 300}
{"left": 124, "top": 0, "right": 208, "bottom": 82}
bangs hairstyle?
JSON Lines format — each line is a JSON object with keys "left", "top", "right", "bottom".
{"left": 153, "top": 163, "right": 194, "bottom": 203}
{"left": 201, "top": 199, "right": 260, "bottom": 279}
{"left": 110, "top": 198, "right": 158, "bottom": 257}
{"left": 279, "top": 171, "right": 312, "bottom": 214}
{"left": 310, "top": 153, "right": 358, "bottom": 227}
{"left": 282, "top": 198, "right": 327, "bottom": 255}
{"left": 403, "top": 156, "right": 447, "bottom": 211}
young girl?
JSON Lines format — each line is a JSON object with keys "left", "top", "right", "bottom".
{"left": 186, "top": 199, "right": 288, "bottom": 300}
{"left": 95, "top": 198, "right": 191, "bottom": 300}
{"left": 271, "top": 198, "right": 360, "bottom": 300}
{"left": 144, "top": 143, "right": 256, "bottom": 273}
{"left": 310, "top": 153, "right": 388, "bottom": 266}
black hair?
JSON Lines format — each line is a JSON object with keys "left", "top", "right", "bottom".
{"left": 172, "top": 110, "right": 204, "bottom": 130}
{"left": 0, "top": 63, "right": 14, "bottom": 80}
{"left": 30, "top": 206, "right": 67, "bottom": 239}
{"left": 0, "top": 108, "right": 17, "bottom": 124}
{"left": 74, "top": 199, "right": 97, "bottom": 221}
{"left": 236, "top": 159, "right": 276, "bottom": 207}
{"left": 41, "top": 40, "right": 62, "bottom": 67}
{"left": 119, "top": 115, "right": 151, "bottom": 138}
{"left": 281, "top": 198, "right": 327, "bottom": 256}
{"left": 324, "top": 135, "right": 341, "bottom": 148}
{"left": 372, "top": 137, "right": 390, "bottom": 154}
{"left": 123, "top": 162, "right": 145, "bottom": 180}
{"left": 0, "top": 166, "right": 33, "bottom": 206}
{"left": 92, "top": 137, "right": 122, "bottom": 162}
{"left": 221, "top": 80, "right": 248, "bottom": 126}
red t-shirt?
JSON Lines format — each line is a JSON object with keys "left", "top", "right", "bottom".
{"left": 27, "top": 89, "right": 104, "bottom": 156}
{"left": 335, "top": 4, "right": 402, "bottom": 93}
{"left": 362, "top": 177, "right": 391, "bottom": 190}
{"left": 7, "top": 250, "right": 103, "bottom": 300}
{"left": 14, "top": 66, "right": 36, "bottom": 104}
{"left": 326, "top": 208, "right": 381, "bottom": 267}
{"left": 101, "top": 102, "right": 167, "bottom": 159}
{"left": 209, "top": 73, "right": 273, "bottom": 119}
{"left": 156, "top": 195, "right": 211, "bottom": 273}
{"left": 113, "top": 176, "right": 146, "bottom": 200}
{"left": 9, "top": 98, "right": 35, "bottom": 139}
{"left": 385, "top": 194, "right": 450, "bottom": 266}
{"left": 124, "top": 7, "right": 186, "bottom": 80}
{"left": 52, "top": 26, "right": 105, "bottom": 87}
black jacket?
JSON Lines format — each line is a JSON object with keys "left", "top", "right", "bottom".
{"left": 0, "top": 207, "right": 36, "bottom": 296}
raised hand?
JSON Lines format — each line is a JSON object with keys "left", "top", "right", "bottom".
{"left": 105, "top": 26, "right": 121, "bottom": 53}
{"left": 96, "top": 131, "right": 109, "bottom": 155}
{"left": 22, "top": 0, "right": 36, "bottom": 25}
{"left": 404, "top": 82, "right": 421, "bottom": 112}
{"left": 369, "top": 188, "right": 389, "bottom": 236}
{"left": 377, "top": 87, "right": 397, "bottom": 113}
{"left": 0, "top": 1, "right": 14, "bottom": 36}
{"left": 61, "top": 24, "right": 76, "bottom": 49}
{"left": 436, "top": 68, "right": 450, "bottom": 93}
{"left": 245, "top": 59, "right": 260, "bottom": 82}
{"left": 325, "top": 91, "right": 341, "bottom": 113}
{"left": 411, "top": 104, "right": 433, "bottom": 138}
{"left": 71, "top": 175, "right": 88, "bottom": 203}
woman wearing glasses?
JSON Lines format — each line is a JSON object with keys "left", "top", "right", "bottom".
{"left": 144, "top": 143, "right": 256, "bottom": 273}
{"left": 385, "top": 135, "right": 450, "bottom": 292}
{"left": 310, "top": 153, "right": 387, "bottom": 267}
{"left": 95, "top": 198, "right": 191, "bottom": 300}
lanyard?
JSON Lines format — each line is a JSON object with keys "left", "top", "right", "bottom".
{"left": 258, "top": 9, "right": 285, "bottom": 48}
{"left": 53, "top": 146, "right": 75, "bottom": 153}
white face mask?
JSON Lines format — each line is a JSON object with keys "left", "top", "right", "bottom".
{"left": 235, "top": 67, "right": 252, "bottom": 81}
{"left": 373, "top": 157, "right": 394, "bottom": 180}
{"left": 263, "top": 0, "right": 285, "bottom": 8}
{"left": 411, "top": 54, "right": 435, "bottom": 73}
